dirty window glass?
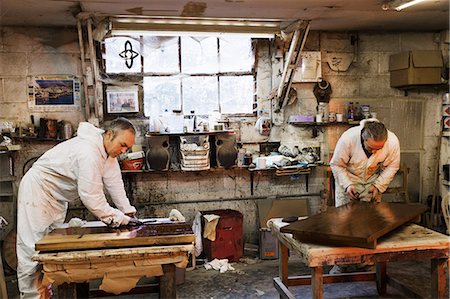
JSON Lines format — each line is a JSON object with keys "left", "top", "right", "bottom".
{"left": 143, "top": 36, "right": 179, "bottom": 73}
{"left": 104, "top": 37, "right": 141, "bottom": 73}
{"left": 182, "top": 76, "right": 219, "bottom": 114}
{"left": 220, "top": 75, "right": 254, "bottom": 114}
{"left": 143, "top": 76, "right": 181, "bottom": 116}
{"left": 219, "top": 36, "right": 254, "bottom": 72}
{"left": 181, "top": 36, "right": 219, "bottom": 74}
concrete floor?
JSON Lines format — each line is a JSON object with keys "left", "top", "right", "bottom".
{"left": 5, "top": 255, "right": 449, "bottom": 298}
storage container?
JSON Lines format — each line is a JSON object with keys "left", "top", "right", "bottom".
{"left": 202, "top": 209, "right": 243, "bottom": 262}
{"left": 259, "top": 228, "right": 279, "bottom": 260}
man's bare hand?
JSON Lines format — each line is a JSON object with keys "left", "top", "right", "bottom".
{"left": 368, "top": 185, "right": 380, "bottom": 202}
{"left": 345, "top": 185, "right": 359, "bottom": 200}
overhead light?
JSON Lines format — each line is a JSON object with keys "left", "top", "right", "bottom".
{"left": 109, "top": 16, "right": 280, "bottom": 38}
{"left": 382, "top": 0, "right": 428, "bottom": 11}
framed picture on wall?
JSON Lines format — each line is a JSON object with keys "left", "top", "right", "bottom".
{"left": 28, "top": 75, "right": 81, "bottom": 111}
{"left": 106, "top": 88, "right": 139, "bottom": 113}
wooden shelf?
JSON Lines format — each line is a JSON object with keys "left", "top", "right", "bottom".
{"left": 0, "top": 192, "right": 14, "bottom": 196}
{"left": 145, "top": 130, "right": 235, "bottom": 137}
{"left": 0, "top": 176, "right": 15, "bottom": 182}
{"left": 288, "top": 121, "right": 358, "bottom": 126}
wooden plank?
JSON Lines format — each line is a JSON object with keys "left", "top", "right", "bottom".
{"left": 273, "top": 277, "right": 296, "bottom": 299}
{"left": 280, "top": 202, "right": 427, "bottom": 248}
{"left": 287, "top": 272, "right": 375, "bottom": 286}
{"left": 36, "top": 223, "right": 194, "bottom": 252}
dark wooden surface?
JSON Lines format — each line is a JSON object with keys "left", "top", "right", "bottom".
{"left": 36, "top": 222, "right": 195, "bottom": 252}
{"left": 280, "top": 202, "right": 428, "bottom": 248}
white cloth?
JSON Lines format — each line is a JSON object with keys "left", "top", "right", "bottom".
{"left": 330, "top": 119, "right": 400, "bottom": 207}
{"left": 16, "top": 122, "right": 136, "bottom": 299}
{"left": 192, "top": 212, "right": 203, "bottom": 257}
{"left": 204, "top": 258, "right": 235, "bottom": 273}
{"left": 169, "top": 209, "right": 186, "bottom": 222}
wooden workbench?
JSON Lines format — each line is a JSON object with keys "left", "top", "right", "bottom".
{"left": 33, "top": 220, "right": 195, "bottom": 298}
{"left": 269, "top": 219, "right": 449, "bottom": 299}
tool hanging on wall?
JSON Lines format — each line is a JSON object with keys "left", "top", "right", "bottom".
{"left": 313, "top": 80, "right": 332, "bottom": 104}
{"left": 274, "top": 20, "right": 311, "bottom": 112}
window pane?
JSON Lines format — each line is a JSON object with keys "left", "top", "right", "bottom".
{"left": 220, "top": 75, "right": 254, "bottom": 114}
{"left": 219, "top": 36, "right": 254, "bottom": 72}
{"left": 143, "top": 76, "right": 181, "bottom": 116}
{"left": 181, "top": 37, "right": 218, "bottom": 74}
{"left": 143, "top": 36, "right": 179, "bottom": 73}
{"left": 104, "top": 37, "right": 141, "bottom": 73}
{"left": 182, "top": 76, "right": 219, "bottom": 115}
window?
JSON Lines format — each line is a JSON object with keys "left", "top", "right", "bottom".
{"left": 103, "top": 34, "right": 256, "bottom": 117}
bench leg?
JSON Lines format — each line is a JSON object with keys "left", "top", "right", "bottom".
{"left": 311, "top": 267, "right": 323, "bottom": 299}
{"left": 279, "top": 241, "right": 289, "bottom": 285}
{"left": 376, "top": 261, "right": 387, "bottom": 295}
{"left": 431, "top": 258, "right": 447, "bottom": 299}
{"left": 58, "top": 282, "right": 77, "bottom": 299}
{"left": 160, "top": 264, "right": 176, "bottom": 299}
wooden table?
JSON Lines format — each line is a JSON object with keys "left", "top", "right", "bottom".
{"left": 269, "top": 219, "right": 449, "bottom": 299}
{"left": 33, "top": 220, "right": 195, "bottom": 298}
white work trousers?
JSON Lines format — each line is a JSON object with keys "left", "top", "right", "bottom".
{"left": 16, "top": 168, "right": 66, "bottom": 299}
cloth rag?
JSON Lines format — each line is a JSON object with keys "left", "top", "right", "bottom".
{"left": 68, "top": 217, "right": 87, "bottom": 227}
{"left": 203, "top": 214, "right": 220, "bottom": 241}
{"left": 204, "top": 258, "right": 235, "bottom": 273}
{"left": 192, "top": 211, "right": 203, "bottom": 257}
{"left": 169, "top": 209, "right": 186, "bottom": 222}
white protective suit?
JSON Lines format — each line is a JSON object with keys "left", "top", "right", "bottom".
{"left": 330, "top": 119, "right": 400, "bottom": 207}
{"left": 16, "top": 122, "right": 136, "bottom": 299}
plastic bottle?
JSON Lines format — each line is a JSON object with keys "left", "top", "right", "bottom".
{"left": 347, "top": 102, "right": 354, "bottom": 121}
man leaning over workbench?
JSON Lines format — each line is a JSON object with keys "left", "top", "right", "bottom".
{"left": 16, "top": 117, "right": 141, "bottom": 299}
{"left": 329, "top": 119, "right": 400, "bottom": 274}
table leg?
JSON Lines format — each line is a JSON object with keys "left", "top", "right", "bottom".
{"left": 431, "top": 258, "right": 447, "bottom": 299}
{"left": 57, "top": 282, "right": 77, "bottom": 299}
{"left": 376, "top": 261, "right": 387, "bottom": 295}
{"left": 160, "top": 264, "right": 176, "bottom": 299}
{"left": 279, "top": 241, "right": 289, "bottom": 285}
{"left": 311, "top": 267, "right": 323, "bottom": 299}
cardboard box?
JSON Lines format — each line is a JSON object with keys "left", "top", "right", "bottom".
{"left": 389, "top": 50, "right": 443, "bottom": 88}
{"left": 258, "top": 198, "right": 309, "bottom": 228}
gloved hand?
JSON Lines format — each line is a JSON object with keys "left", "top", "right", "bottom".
{"left": 127, "top": 217, "right": 143, "bottom": 226}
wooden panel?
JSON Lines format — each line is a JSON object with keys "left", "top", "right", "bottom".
{"left": 36, "top": 222, "right": 194, "bottom": 252}
{"left": 280, "top": 202, "right": 427, "bottom": 248}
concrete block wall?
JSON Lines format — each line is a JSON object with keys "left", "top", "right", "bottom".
{"left": 0, "top": 26, "right": 446, "bottom": 245}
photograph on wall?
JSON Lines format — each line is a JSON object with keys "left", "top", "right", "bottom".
{"left": 106, "top": 88, "right": 139, "bottom": 113}
{"left": 28, "top": 75, "right": 81, "bottom": 111}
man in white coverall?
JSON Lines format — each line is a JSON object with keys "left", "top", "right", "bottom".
{"left": 329, "top": 119, "right": 400, "bottom": 274}
{"left": 16, "top": 117, "right": 140, "bottom": 299}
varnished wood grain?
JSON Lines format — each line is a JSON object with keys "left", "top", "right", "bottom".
{"left": 280, "top": 202, "right": 427, "bottom": 248}
{"left": 36, "top": 222, "right": 194, "bottom": 252}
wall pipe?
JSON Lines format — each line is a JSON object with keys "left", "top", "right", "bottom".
{"left": 68, "top": 193, "right": 321, "bottom": 210}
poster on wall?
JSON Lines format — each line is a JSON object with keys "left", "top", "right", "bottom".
{"left": 28, "top": 75, "right": 81, "bottom": 111}
{"left": 106, "top": 87, "right": 139, "bottom": 113}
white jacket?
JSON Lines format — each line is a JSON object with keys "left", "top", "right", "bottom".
{"left": 330, "top": 120, "right": 400, "bottom": 203}
{"left": 29, "top": 122, "right": 136, "bottom": 224}
{"left": 16, "top": 122, "right": 135, "bottom": 299}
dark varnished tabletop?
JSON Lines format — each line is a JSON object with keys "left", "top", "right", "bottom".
{"left": 280, "top": 201, "right": 428, "bottom": 248}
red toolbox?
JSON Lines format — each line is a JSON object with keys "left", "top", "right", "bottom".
{"left": 202, "top": 209, "right": 243, "bottom": 262}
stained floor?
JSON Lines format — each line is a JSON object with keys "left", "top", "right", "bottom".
{"left": 5, "top": 255, "right": 449, "bottom": 298}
